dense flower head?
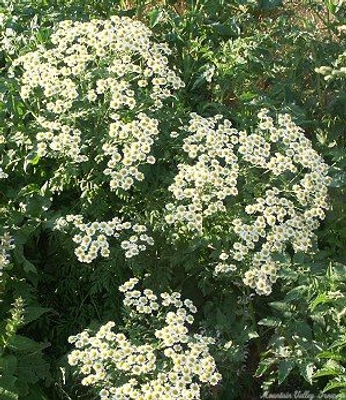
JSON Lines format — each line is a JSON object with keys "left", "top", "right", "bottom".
{"left": 166, "top": 113, "right": 239, "bottom": 232}
{"left": 13, "top": 16, "right": 184, "bottom": 112}
{"left": 8, "top": 16, "right": 184, "bottom": 193}
{"left": 68, "top": 278, "right": 221, "bottom": 399}
{"left": 165, "top": 110, "right": 331, "bottom": 295}
{"left": 54, "top": 215, "right": 154, "bottom": 263}
{"left": 102, "top": 113, "right": 159, "bottom": 191}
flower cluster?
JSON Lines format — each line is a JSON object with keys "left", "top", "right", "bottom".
{"left": 68, "top": 278, "right": 221, "bottom": 399}
{"left": 166, "top": 110, "right": 330, "bottom": 295}
{"left": 55, "top": 216, "right": 154, "bottom": 263}
{"left": 13, "top": 17, "right": 184, "bottom": 112}
{"left": 10, "top": 16, "right": 184, "bottom": 193}
{"left": 0, "top": 233, "right": 15, "bottom": 279}
{"left": 165, "top": 113, "right": 239, "bottom": 232}
{"left": 102, "top": 113, "right": 159, "bottom": 191}
{"left": 34, "top": 117, "right": 86, "bottom": 162}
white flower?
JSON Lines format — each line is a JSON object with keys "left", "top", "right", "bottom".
{"left": 68, "top": 278, "right": 222, "bottom": 398}
{"left": 166, "top": 110, "right": 330, "bottom": 295}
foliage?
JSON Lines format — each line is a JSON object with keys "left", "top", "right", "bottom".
{"left": 314, "top": 334, "right": 346, "bottom": 400}
{"left": 0, "top": 0, "right": 346, "bottom": 399}
{"left": 0, "top": 297, "right": 50, "bottom": 399}
{"left": 256, "top": 261, "right": 346, "bottom": 394}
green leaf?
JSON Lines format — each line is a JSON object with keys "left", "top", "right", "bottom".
{"left": 277, "top": 267, "right": 298, "bottom": 281}
{"left": 13, "top": 98, "right": 25, "bottom": 118}
{"left": 8, "top": 335, "right": 49, "bottom": 353}
{"left": 24, "top": 307, "right": 52, "bottom": 324}
{"left": 310, "top": 292, "right": 332, "bottom": 311}
{"left": 22, "top": 259, "right": 37, "bottom": 274}
{"left": 22, "top": 384, "right": 50, "bottom": 400}
{"left": 329, "top": 171, "right": 346, "bottom": 188}
{"left": 0, "top": 387, "right": 18, "bottom": 400}
{"left": 23, "top": 154, "right": 41, "bottom": 172}
{"left": 30, "top": 155, "right": 41, "bottom": 166}
{"left": 256, "top": 358, "right": 274, "bottom": 377}
{"left": 16, "top": 352, "right": 50, "bottom": 385}
{"left": 258, "top": 317, "right": 281, "bottom": 327}
{"left": 212, "top": 22, "right": 237, "bottom": 38}
{"left": 0, "top": 355, "right": 17, "bottom": 376}
{"left": 292, "top": 252, "right": 308, "bottom": 263}
{"left": 285, "top": 285, "right": 308, "bottom": 301}
{"left": 323, "top": 380, "right": 346, "bottom": 393}
{"left": 148, "top": 8, "right": 163, "bottom": 28}
{"left": 330, "top": 335, "right": 346, "bottom": 350}
{"left": 0, "top": 372, "right": 18, "bottom": 399}
{"left": 317, "top": 351, "right": 345, "bottom": 361}
{"left": 278, "top": 360, "right": 295, "bottom": 384}
{"left": 247, "top": 331, "right": 259, "bottom": 340}
{"left": 313, "top": 367, "right": 344, "bottom": 378}
{"left": 13, "top": 246, "right": 37, "bottom": 274}
{"left": 216, "top": 309, "right": 228, "bottom": 327}
{"left": 17, "top": 184, "right": 41, "bottom": 198}
{"left": 295, "top": 322, "right": 312, "bottom": 341}
{"left": 258, "top": 0, "right": 283, "bottom": 10}
{"left": 331, "top": 264, "right": 346, "bottom": 281}
{"left": 269, "top": 301, "right": 291, "bottom": 312}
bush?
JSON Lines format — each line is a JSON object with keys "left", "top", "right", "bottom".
{"left": 0, "top": 1, "right": 345, "bottom": 399}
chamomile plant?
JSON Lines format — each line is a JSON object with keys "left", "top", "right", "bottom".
{"left": 164, "top": 110, "right": 331, "bottom": 295}
{"left": 68, "top": 277, "right": 221, "bottom": 400}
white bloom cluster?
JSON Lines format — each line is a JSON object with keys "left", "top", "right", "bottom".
{"left": 102, "top": 113, "right": 159, "bottom": 191}
{"left": 68, "top": 278, "right": 221, "bottom": 399}
{"left": 166, "top": 113, "right": 239, "bottom": 232}
{"left": 11, "top": 16, "right": 184, "bottom": 191}
{"left": 0, "top": 233, "right": 15, "bottom": 279}
{"left": 166, "top": 110, "right": 331, "bottom": 295}
{"left": 13, "top": 17, "right": 184, "bottom": 111}
{"left": 54, "top": 215, "right": 154, "bottom": 263}
{"left": 34, "top": 117, "right": 86, "bottom": 162}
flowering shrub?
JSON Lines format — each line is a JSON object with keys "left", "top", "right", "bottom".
{"left": 8, "top": 16, "right": 183, "bottom": 193}
{"left": 1, "top": 15, "right": 184, "bottom": 267}
{"left": 165, "top": 110, "right": 331, "bottom": 294}
{"left": 4, "top": 15, "right": 330, "bottom": 296}
{"left": 68, "top": 278, "right": 221, "bottom": 399}
{"left": 1, "top": 1, "right": 344, "bottom": 399}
